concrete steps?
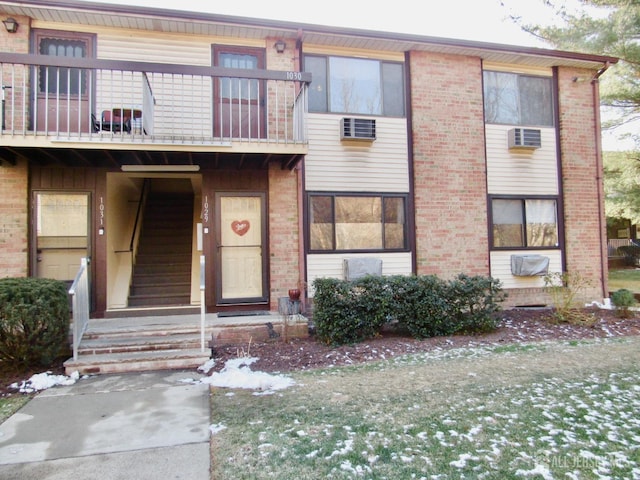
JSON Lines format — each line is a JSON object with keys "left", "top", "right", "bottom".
{"left": 64, "top": 312, "right": 310, "bottom": 375}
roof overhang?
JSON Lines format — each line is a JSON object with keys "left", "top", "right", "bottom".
{"left": 0, "top": 0, "right": 618, "bottom": 70}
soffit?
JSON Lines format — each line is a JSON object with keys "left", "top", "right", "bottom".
{"left": 0, "top": 0, "right": 618, "bottom": 70}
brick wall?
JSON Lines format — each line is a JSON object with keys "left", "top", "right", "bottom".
{"left": 410, "top": 51, "right": 489, "bottom": 279}
{"left": 0, "top": 158, "right": 28, "bottom": 277}
{"left": 557, "top": 67, "right": 608, "bottom": 301}
{"left": 0, "top": 15, "right": 30, "bottom": 278}
{"left": 268, "top": 163, "right": 301, "bottom": 309}
{"left": 265, "top": 37, "right": 297, "bottom": 141}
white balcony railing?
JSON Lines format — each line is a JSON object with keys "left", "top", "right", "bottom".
{"left": 0, "top": 53, "right": 310, "bottom": 147}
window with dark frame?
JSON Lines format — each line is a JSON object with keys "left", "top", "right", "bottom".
{"left": 37, "top": 35, "right": 91, "bottom": 96}
{"left": 491, "top": 197, "right": 559, "bottom": 248}
{"left": 304, "top": 55, "right": 405, "bottom": 117}
{"left": 483, "top": 71, "right": 554, "bottom": 127}
{"left": 309, "top": 194, "right": 408, "bottom": 252}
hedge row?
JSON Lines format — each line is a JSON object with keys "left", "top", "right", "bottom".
{"left": 312, "top": 274, "right": 506, "bottom": 346}
{"left": 0, "top": 277, "right": 70, "bottom": 370}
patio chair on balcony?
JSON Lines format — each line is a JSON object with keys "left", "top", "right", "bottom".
{"left": 99, "top": 109, "right": 131, "bottom": 133}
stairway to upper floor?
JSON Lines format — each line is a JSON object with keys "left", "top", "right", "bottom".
{"left": 128, "top": 192, "right": 194, "bottom": 308}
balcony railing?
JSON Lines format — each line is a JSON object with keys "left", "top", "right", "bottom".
{"left": 0, "top": 53, "right": 310, "bottom": 147}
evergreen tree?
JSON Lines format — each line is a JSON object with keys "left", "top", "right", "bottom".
{"left": 507, "top": 0, "right": 639, "bottom": 140}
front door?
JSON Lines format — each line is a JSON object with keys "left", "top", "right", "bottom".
{"left": 33, "top": 192, "right": 90, "bottom": 282}
{"left": 212, "top": 46, "right": 266, "bottom": 139}
{"left": 33, "top": 29, "right": 95, "bottom": 133}
{"left": 216, "top": 193, "right": 267, "bottom": 304}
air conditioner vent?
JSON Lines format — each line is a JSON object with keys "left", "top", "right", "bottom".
{"left": 341, "top": 118, "right": 376, "bottom": 141}
{"left": 508, "top": 128, "right": 542, "bottom": 149}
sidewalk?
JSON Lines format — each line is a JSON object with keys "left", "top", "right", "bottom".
{"left": 0, "top": 370, "right": 211, "bottom": 480}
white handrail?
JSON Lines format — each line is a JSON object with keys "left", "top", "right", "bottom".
{"left": 200, "top": 255, "right": 206, "bottom": 353}
{"left": 68, "top": 257, "right": 90, "bottom": 361}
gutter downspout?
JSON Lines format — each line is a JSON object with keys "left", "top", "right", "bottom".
{"left": 592, "top": 61, "right": 611, "bottom": 300}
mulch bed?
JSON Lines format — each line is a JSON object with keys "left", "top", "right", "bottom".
{"left": 1, "top": 307, "right": 638, "bottom": 397}
{"left": 208, "top": 307, "right": 640, "bottom": 374}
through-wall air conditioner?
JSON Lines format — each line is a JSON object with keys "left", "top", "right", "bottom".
{"left": 341, "top": 118, "right": 376, "bottom": 141}
{"left": 508, "top": 128, "right": 542, "bottom": 149}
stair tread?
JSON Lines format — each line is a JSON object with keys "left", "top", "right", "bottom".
{"left": 67, "top": 349, "right": 208, "bottom": 362}
{"left": 81, "top": 333, "right": 201, "bottom": 346}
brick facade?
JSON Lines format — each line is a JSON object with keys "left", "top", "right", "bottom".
{"left": 410, "top": 51, "right": 489, "bottom": 279}
{"left": 268, "top": 163, "right": 302, "bottom": 309}
{"left": 0, "top": 15, "right": 30, "bottom": 278}
{"left": 557, "top": 67, "right": 608, "bottom": 301}
{"left": 0, "top": 158, "right": 28, "bottom": 277}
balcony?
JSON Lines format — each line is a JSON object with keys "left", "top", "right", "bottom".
{"left": 0, "top": 53, "right": 310, "bottom": 165}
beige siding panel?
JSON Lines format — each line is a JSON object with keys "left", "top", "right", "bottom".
{"left": 490, "top": 250, "right": 562, "bottom": 289}
{"left": 306, "top": 252, "right": 412, "bottom": 296}
{"left": 483, "top": 63, "right": 552, "bottom": 77}
{"left": 486, "top": 125, "right": 558, "bottom": 195}
{"left": 302, "top": 44, "right": 405, "bottom": 62}
{"left": 97, "top": 32, "right": 212, "bottom": 65}
{"left": 305, "top": 114, "right": 409, "bottom": 192}
{"left": 95, "top": 33, "right": 213, "bottom": 138}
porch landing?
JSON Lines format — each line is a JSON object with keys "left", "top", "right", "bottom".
{"left": 63, "top": 311, "right": 309, "bottom": 376}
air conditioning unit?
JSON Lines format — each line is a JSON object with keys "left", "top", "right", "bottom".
{"left": 341, "top": 118, "right": 376, "bottom": 141}
{"left": 508, "top": 128, "right": 542, "bottom": 149}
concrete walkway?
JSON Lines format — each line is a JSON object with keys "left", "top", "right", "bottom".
{"left": 0, "top": 371, "right": 211, "bottom": 480}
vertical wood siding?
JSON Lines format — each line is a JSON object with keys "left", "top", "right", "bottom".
{"left": 304, "top": 114, "right": 410, "bottom": 192}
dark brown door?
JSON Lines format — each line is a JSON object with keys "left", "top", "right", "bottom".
{"left": 33, "top": 30, "right": 95, "bottom": 133}
{"left": 212, "top": 46, "right": 266, "bottom": 139}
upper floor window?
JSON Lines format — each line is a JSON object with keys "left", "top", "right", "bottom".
{"left": 305, "top": 55, "right": 405, "bottom": 117}
{"left": 491, "top": 197, "right": 559, "bottom": 249}
{"left": 34, "top": 30, "right": 94, "bottom": 97}
{"left": 483, "top": 71, "right": 554, "bottom": 127}
{"left": 308, "top": 193, "right": 408, "bottom": 252}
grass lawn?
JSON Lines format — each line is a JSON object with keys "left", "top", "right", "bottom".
{"left": 0, "top": 396, "right": 30, "bottom": 424}
{"left": 211, "top": 338, "right": 640, "bottom": 479}
{"left": 609, "top": 268, "right": 640, "bottom": 293}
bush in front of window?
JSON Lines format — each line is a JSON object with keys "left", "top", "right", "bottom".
{"left": 0, "top": 278, "right": 70, "bottom": 371}
{"left": 392, "top": 275, "right": 456, "bottom": 339}
{"left": 312, "top": 274, "right": 505, "bottom": 346}
{"left": 447, "top": 274, "right": 506, "bottom": 334}
{"left": 313, "top": 276, "right": 391, "bottom": 345}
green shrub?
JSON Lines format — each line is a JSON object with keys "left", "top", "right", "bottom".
{"left": 313, "top": 276, "right": 395, "bottom": 345}
{"left": 0, "top": 277, "right": 70, "bottom": 370}
{"left": 611, "top": 288, "right": 636, "bottom": 318}
{"left": 312, "top": 273, "right": 505, "bottom": 345}
{"left": 395, "top": 275, "right": 455, "bottom": 339}
{"left": 447, "top": 274, "right": 506, "bottom": 333}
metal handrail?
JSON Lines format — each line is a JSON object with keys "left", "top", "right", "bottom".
{"left": 68, "top": 257, "right": 90, "bottom": 361}
{"left": 200, "top": 255, "right": 206, "bottom": 353}
{"left": 130, "top": 178, "right": 149, "bottom": 253}
{"left": 0, "top": 53, "right": 310, "bottom": 145}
